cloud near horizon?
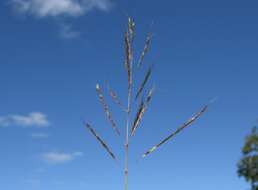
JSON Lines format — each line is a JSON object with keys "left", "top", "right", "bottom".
{"left": 41, "top": 151, "right": 83, "bottom": 164}
{"left": 11, "top": 0, "right": 113, "bottom": 18}
{"left": 0, "top": 112, "right": 49, "bottom": 128}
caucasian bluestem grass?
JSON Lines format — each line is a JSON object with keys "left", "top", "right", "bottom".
{"left": 84, "top": 17, "right": 208, "bottom": 190}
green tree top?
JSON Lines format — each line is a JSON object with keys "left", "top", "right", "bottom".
{"left": 237, "top": 126, "right": 258, "bottom": 190}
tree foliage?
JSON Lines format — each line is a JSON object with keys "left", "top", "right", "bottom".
{"left": 237, "top": 126, "right": 258, "bottom": 190}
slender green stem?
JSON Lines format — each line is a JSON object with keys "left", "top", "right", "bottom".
{"left": 125, "top": 85, "right": 131, "bottom": 190}
{"left": 125, "top": 51, "right": 132, "bottom": 190}
{"left": 124, "top": 118, "right": 129, "bottom": 190}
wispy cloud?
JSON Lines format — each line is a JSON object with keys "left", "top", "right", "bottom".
{"left": 31, "top": 133, "right": 49, "bottom": 139}
{"left": 0, "top": 112, "right": 49, "bottom": 128}
{"left": 59, "top": 23, "right": 80, "bottom": 39}
{"left": 10, "top": 0, "right": 113, "bottom": 39}
{"left": 11, "top": 0, "right": 113, "bottom": 18}
{"left": 41, "top": 151, "right": 83, "bottom": 164}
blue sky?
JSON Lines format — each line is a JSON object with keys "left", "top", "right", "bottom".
{"left": 0, "top": 0, "right": 258, "bottom": 189}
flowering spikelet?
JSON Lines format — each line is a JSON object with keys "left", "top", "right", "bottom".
{"left": 96, "top": 84, "right": 120, "bottom": 136}
{"left": 135, "top": 66, "right": 152, "bottom": 100}
{"left": 85, "top": 123, "right": 116, "bottom": 160}
{"left": 131, "top": 87, "right": 155, "bottom": 136}
{"left": 131, "top": 100, "right": 145, "bottom": 136}
{"left": 106, "top": 83, "right": 124, "bottom": 109}
{"left": 125, "top": 31, "right": 132, "bottom": 92}
{"left": 138, "top": 33, "right": 153, "bottom": 68}
{"left": 128, "top": 17, "right": 135, "bottom": 41}
{"left": 142, "top": 105, "right": 208, "bottom": 158}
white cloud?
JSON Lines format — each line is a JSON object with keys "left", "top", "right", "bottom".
{"left": 0, "top": 112, "right": 49, "bottom": 128}
{"left": 41, "top": 151, "right": 83, "bottom": 164}
{"left": 31, "top": 133, "right": 49, "bottom": 139}
{"left": 11, "top": 0, "right": 113, "bottom": 18}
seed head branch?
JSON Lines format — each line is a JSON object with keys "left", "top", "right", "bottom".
{"left": 142, "top": 105, "right": 208, "bottom": 158}
{"left": 85, "top": 123, "right": 117, "bottom": 161}
{"left": 96, "top": 83, "right": 120, "bottom": 136}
